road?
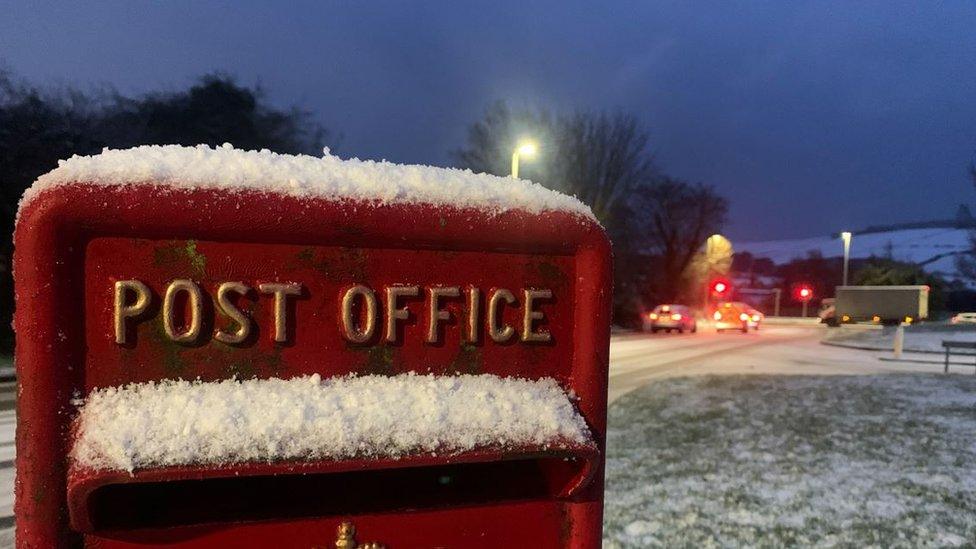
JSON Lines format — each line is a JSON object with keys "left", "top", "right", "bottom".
{"left": 0, "top": 325, "right": 936, "bottom": 541}
{"left": 608, "top": 324, "right": 933, "bottom": 402}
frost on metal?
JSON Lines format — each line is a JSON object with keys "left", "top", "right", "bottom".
{"left": 20, "top": 144, "right": 595, "bottom": 221}
{"left": 70, "top": 373, "right": 592, "bottom": 473}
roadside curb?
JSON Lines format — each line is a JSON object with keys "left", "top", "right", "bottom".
{"left": 819, "top": 339, "right": 976, "bottom": 356}
{"left": 877, "top": 356, "right": 976, "bottom": 368}
{"left": 763, "top": 317, "right": 824, "bottom": 326}
{"left": 820, "top": 339, "right": 895, "bottom": 352}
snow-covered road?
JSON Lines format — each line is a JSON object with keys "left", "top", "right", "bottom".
{"left": 0, "top": 325, "right": 939, "bottom": 543}
{"left": 609, "top": 324, "right": 934, "bottom": 403}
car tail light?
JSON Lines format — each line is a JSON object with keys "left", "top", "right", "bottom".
{"left": 648, "top": 313, "right": 658, "bottom": 320}
{"left": 671, "top": 313, "right": 682, "bottom": 321}
{"left": 712, "top": 311, "right": 722, "bottom": 321}
{"left": 739, "top": 313, "right": 749, "bottom": 321}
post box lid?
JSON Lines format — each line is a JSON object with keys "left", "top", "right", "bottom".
{"left": 20, "top": 143, "right": 596, "bottom": 223}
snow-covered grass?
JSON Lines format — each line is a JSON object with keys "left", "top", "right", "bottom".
{"left": 823, "top": 324, "right": 976, "bottom": 353}
{"left": 72, "top": 373, "right": 591, "bottom": 473}
{"left": 604, "top": 374, "right": 976, "bottom": 547}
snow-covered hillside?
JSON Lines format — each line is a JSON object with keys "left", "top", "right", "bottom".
{"left": 738, "top": 227, "right": 971, "bottom": 282}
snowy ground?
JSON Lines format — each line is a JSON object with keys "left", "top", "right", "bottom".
{"left": 823, "top": 323, "right": 976, "bottom": 354}
{"left": 0, "top": 328, "right": 969, "bottom": 546}
{"left": 605, "top": 327, "right": 976, "bottom": 547}
{"left": 603, "top": 374, "right": 976, "bottom": 547}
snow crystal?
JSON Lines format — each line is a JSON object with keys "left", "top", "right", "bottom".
{"left": 71, "top": 373, "right": 592, "bottom": 473}
{"left": 20, "top": 144, "right": 595, "bottom": 221}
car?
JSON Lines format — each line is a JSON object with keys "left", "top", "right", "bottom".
{"left": 644, "top": 304, "right": 697, "bottom": 334}
{"left": 950, "top": 312, "right": 976, "bottom": 324}
{"left": 712, "top": 302, "right": 750, "bottom": 333}
{"left": 731, "top": 302, "right": 764, "bottom": 330}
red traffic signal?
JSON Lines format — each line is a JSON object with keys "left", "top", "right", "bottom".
{"left": 710, "top": 279, "right": 730, "bottom": 297}
{"left": 794, "top": 285, "right": 813, "bottom": 301}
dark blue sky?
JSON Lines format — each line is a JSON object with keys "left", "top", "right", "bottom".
{"left": 3, "top": 1, "right": 976, "bottom": 240}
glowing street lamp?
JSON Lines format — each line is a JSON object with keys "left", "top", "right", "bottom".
{"left": 511, "top": 141, "right": 538, "bottom": 179}
{"left": 840, "top": 231, "right": 852, "bottom": 286}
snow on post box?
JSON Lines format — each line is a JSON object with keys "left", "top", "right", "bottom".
{"left": 13, "top": 145, "right": 611, "bottom": 548}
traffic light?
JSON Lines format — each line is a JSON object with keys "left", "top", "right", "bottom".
{"left": 793, "top": 284, "right": 814, "bottom": 318}
{"left": 710, "top": 279, "right": 730, "bottom": 298}
{"left": 794, "top": 284, "right": 813, "bottom": 301}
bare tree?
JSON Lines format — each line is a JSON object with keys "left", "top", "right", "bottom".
{"left": 546, "top": 112, "right": 656, "bottom": 224}
{"left": 955, "top": 162, "right": 976, "bottom": 280}
{"left": 452, "top": 102, "right": 555, "bottom": 178}
{"left": 453, "top": 102, "right": 656, "bottom": 231}
{"left": 454, "top": 102, "right": 729, "bottom": 326}
{"left": 632, "top": 177, "right": 729, "bottom": 304}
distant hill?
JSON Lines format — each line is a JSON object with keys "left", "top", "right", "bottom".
{"left": 737, "top": 227, "right": 971, "bottom": 283}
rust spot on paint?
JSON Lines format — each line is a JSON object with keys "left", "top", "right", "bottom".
{"left": 153, "top": 240, "right": 207, "bottom": 279}
{"left": 448, "top": 342, "right": 482, "bottom": 375}
{"left": 533, "top": 259, "right": 566, "bottom": 287}
{"left": 363, "top": 346, "right": 395, "bottom": 376}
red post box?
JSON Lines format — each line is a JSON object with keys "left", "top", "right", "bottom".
{"left": 14, "top": 145, "right": 611, "bottom": 548}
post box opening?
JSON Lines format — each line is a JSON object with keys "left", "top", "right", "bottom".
{"left": 69, "top": 448, "right": 597, "bottom": 532}
{"left": 66, "top": 372, "right": 598, "bottom": 533}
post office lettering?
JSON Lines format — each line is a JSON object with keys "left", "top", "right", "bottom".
{"left": 113, "top": 280, "right": 552, "bottom": 347}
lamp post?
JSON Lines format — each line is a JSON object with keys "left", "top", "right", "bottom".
{"left": 840, "top": 231, "right": 852, "bottom": 286}
{"left": 511, "top": 141, "right": 538, "bottom": 179}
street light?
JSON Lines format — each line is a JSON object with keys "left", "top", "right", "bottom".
{"left": 511, "top": 141, "right": 538, "bottom": 179}
{"left": 840, "top": 231, "right": 852, "bottom": 286}
{"left": 701, "top": 234, "right": 734, "bottom": 312}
